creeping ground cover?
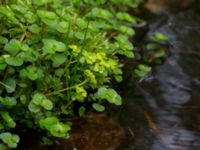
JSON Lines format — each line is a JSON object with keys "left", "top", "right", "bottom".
{"left": 0, "top": 0, "right": 143, "bottom": 149}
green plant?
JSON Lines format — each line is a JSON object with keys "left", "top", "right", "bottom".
{"left": 144, "top": 32, "right": 168, "bottom": 65}
{"left": 133, "top": 64, "right": 151, "bottom": 78}
{"left": 132, "top": 32, "right": 168, "bottom": 79}
{"left": 0, "top": 0, "right": 143, "bottom": 148}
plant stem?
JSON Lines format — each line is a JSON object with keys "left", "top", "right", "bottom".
{"left": 46, "top": 80, "right": 87, "bottom": 96}
{"left": 0, "top": 81, "right": 14, "bottom": 91}
{"left": 19, "top": 32, "right": 26, "bottom": 42}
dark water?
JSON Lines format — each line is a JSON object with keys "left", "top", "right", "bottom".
{"left": 110, "top": 4, "right": 200, "bottom": 150}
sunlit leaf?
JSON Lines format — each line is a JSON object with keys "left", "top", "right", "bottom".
{"left": 0, "top": 132, "right": 19, "bottom": 148}
{"left": 76, "top": 18, "right": 88, "bottom": 29}
{"left": 41, "top": 99, "right": 53, "bottom": 110}
{"left": 56, "top": 21, "right": 70, "bottom": 33}
{"left": 4, "top": 55, "right": 23, "bottom": 66}
{"left": 42, "top": 39, "right": 66, "bottom": 54}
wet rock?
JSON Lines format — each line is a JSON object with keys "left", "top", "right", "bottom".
{"left": 143, "top": 0, "right": 193, "bottom": 13}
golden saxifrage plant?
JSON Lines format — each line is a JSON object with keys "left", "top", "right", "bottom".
{"left": 0, "top": 0, "right": 143, "bottom": 148}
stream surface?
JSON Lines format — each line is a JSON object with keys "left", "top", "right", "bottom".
{"left": 111, "top": 3, "right": 200, "bottom": 150}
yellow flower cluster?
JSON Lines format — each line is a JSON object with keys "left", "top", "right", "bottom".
{"left": 69, "top": 45, "right": 80, "bottom": 56}
{"left": 72, "top": 86, "right": 87, "bottom": 102}
{"left": 84, "top": 69, "right": 97, "bottom": 85}
{"left": 81, "top": 51, "right": 118, "bottom": 74}
{"left": 68, "top": 45, "right": 120, "bottom": 93}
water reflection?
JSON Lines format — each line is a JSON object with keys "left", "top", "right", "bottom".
{"left": 152, "top": 128, "right": 200, "bottom": 150}
{"left": 112, "top": 4, "right": 200, "bottom": 150}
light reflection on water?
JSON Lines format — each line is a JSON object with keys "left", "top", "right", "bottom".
{"left": 113, "top": 5, "right": 200, "bottom": 150}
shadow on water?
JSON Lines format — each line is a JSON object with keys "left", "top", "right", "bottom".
{"left": 108, "top": 1, "right": 200, "bottom": 150}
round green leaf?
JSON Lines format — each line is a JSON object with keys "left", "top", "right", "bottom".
{"left": 91, "top": 8, "right": 113, "bottom": 20}
{"left": 0, "top": 97, "right": 17, "bottom": 106}
{"left": 56, "top": 21, "right": 69, "bottom": 33}
{"left": 41, "top": 99, "right": 53, "bottom": 110}
{"left": 49, "top": 123, "right": 70, "bottom": 137}
{"left": 32, "top": 0, "right": 52, "bottom": 6}
{"left": 5, "top": 78, "right": 16, "bottom": 93}
{"left": 151, "top": 32, "right": 168, "bottom": 42}
{"left": 118, "top": 25, "right": 135, "bottom": 36}
{"left": 4, "top": 39, "right": 21, "bottom": 54}
{"left": 1, "top": 112, "right": 16, "bottom": 128}
{"left": 0, "top": 132, "right": 19, "bottom": 148}
{"left": 50, "top": 53, "right": 66, "bottom": 65}
{"left": 4, "top": 55, "right": 23, "bottom": 66}
{"left": 20, "top": 95, "right": 27, "bottom": 105}
{"left": 37, "top": 10, "right": 57, "bottom": 19}
{"left": 29, "top": 24, "right": 41, "bottom": 33}
{"left": 41, "top": 137, "right": 53, "bottom": 145}
{"left": 95, "top": 87, "right": 122, "bottom": 105}
{"left": 28, "top": 102, "right": 40, "bottom": 113}
{"left": 42, "top": 39, "right": 66, "bottom": 54}
{"left": 32, "top": 93, "right": 46, "bottom": 105}
{"left": 76, "top": 18, "right": 88, "bottom": 29}
{"left": 0, "top": 36, "right": 8, "bottom": 44}
{"left": 39, "top": 117, "right": 59, "bottom": 129}
{"left": 92, "top": 103, "right": 105, "bottom": 112}
{"left": 116, "top": 12, "right": 136, "bottom": 23}
{"left": 79, "top": 106, "right": 86, "bottom": 117}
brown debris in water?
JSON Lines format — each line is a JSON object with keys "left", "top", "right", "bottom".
{"left": 139, "top": 108, "right": 160, "bottom": 132}
{"left": 17, "top": 114, "right": 123, "bottom": 150}
{"left": 58, "top": 114, "right": 124, "bottom": 150}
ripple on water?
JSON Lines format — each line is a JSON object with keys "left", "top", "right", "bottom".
{"left": 153, "top": 128, "right": 200, "bottom": 150}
